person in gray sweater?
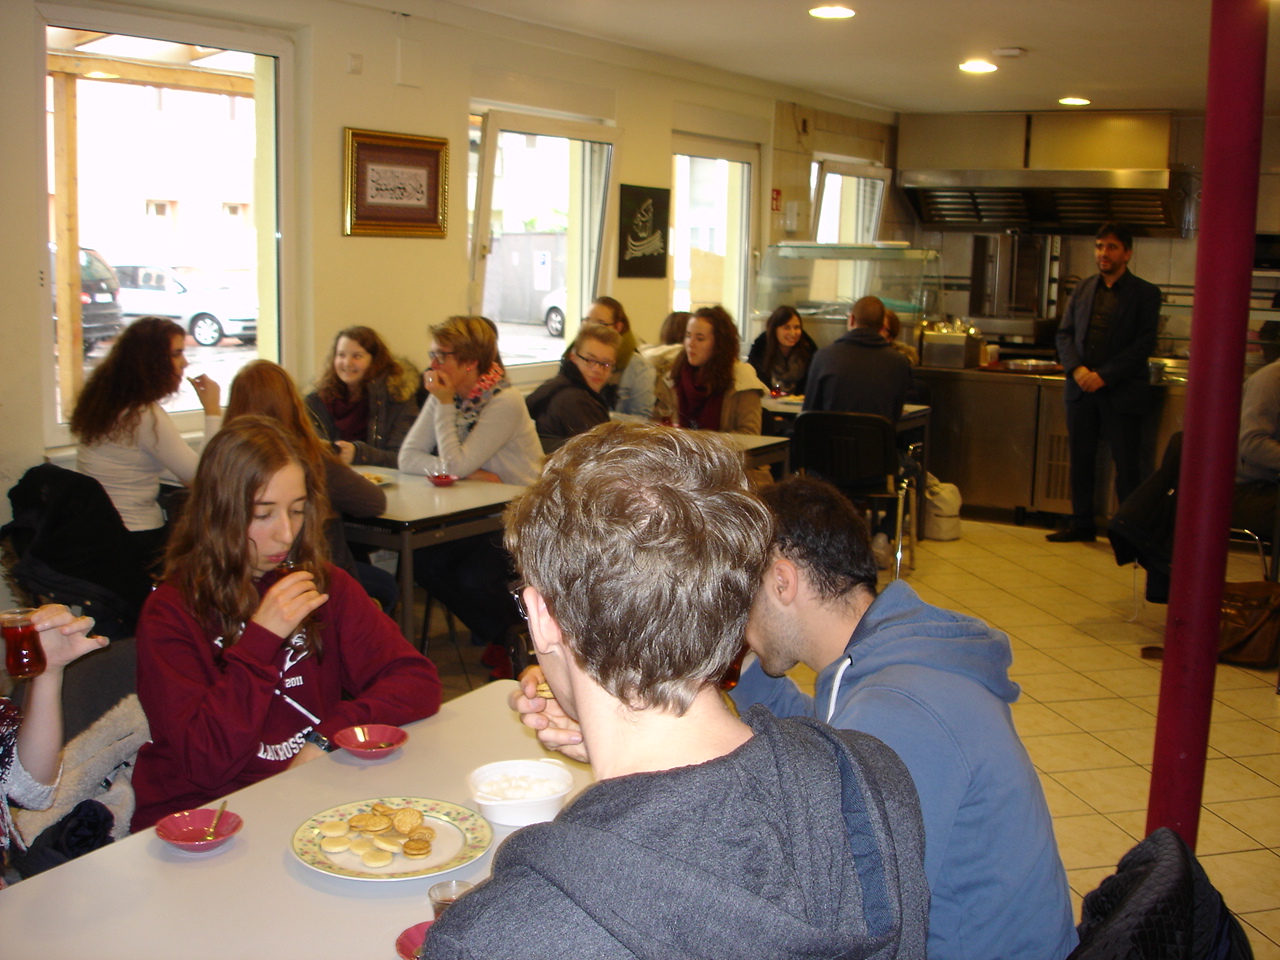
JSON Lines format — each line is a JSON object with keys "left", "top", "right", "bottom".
{"left": 426, "top": 422, "right": 929, "bottom": 960}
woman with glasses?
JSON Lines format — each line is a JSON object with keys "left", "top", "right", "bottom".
{"left": 399, "top": 316, "right": 542, "bottom": 678}
{"left": 581, "top": 296, "right": 654, "bottom": 418}
{"left": 526, "top": 325, "right": 620, "bottom": 448}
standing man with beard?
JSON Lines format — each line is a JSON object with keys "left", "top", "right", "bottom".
{"left": 1048, "top": 222, "right": 1161, "bottom": 542}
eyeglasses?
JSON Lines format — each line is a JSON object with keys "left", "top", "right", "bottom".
{"left": 573, "top": 351, "right": 615, "bottom": 373}
{"left": 510, "top": 581, "right": 529, "bottom": 620}
{"left": 428, "top": 350, "right": 456, "bottom": 364}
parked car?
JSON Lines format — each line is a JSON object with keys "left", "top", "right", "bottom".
{"left": 50, "top": 246, "right": 125, "bottom": 354}
{"left": 113, "top": 265, "right": 257, "bottom": 346}
{"left": 539, "top": 287, "right": 567, "bottom": 337}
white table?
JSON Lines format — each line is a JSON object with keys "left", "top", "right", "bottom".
{"left": 343, "top": 471, "right": 526, "bottom": 640}
{"left": 724, "top": 432, "right": 790, "bottom": 476}
{"left": 0, "top": 681, "right": 591, "bottom": 960}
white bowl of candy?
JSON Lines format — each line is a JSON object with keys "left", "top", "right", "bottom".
{"left": 467, "top": 758, "right": 574, "bottom": 826}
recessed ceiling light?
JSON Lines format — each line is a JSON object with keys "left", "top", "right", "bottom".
{"left": 959, "top": 60, "right": 997, "bottom": 73}
{"left": 84, "top": 71, "right": 120, "bottom": 80}
{"left": 1059, "top": 97, "right": 1091, "bottom": 106}
{"left": 809, "top": 5, "right": 855, "bottom": 19}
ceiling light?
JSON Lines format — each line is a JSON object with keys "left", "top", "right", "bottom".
{"left": 959, "top": 60, "right": 997, "bottom": 74}
{"left": 84, "top": 71, "right": 120, "bottom": 80}
{"left": 809, "top": 5, "right": 855, "bottom": 19}
{"left": 1059, "top": 96, "right": 1091, "bottom": 106}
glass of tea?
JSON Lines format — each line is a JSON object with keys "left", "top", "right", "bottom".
{"left": 2, "top": 608, "right": 46, "bottom": 679}
{"left": 429, "top": 880, "right": 473, "bottom": 919}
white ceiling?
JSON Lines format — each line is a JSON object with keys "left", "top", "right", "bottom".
{"left": 442, "top": 0, "right": 1277, "bottom": 115}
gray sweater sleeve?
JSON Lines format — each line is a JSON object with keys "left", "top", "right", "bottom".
{"left": 1238, "top": 362, "right": 1280, "bottom": 482}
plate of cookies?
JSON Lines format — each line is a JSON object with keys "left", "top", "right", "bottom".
{"left": 291, "top": 797, "right": 492, "bottom": 881}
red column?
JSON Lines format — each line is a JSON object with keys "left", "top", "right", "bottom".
{"left": 1146, "top": 0, "right": 1269, "bottom": 847}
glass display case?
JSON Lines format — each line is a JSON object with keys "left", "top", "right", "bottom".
{"left": 753, "top": 242, "right": 944, "bottom": 348}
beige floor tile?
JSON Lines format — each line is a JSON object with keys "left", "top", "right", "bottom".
{"left": 1018, "top": 672, "right": 1117, "bottom": 702}
{"left": 1105, "top": 808, "right": 1263, "bottom": 857}
{"left": 1050, "top": 698, "right": 1160, "bottom": 733}
{"left": 1214, "top": 664, "right": 1280, "bottom": 691}
{"left": 1240, "top": 920, "right": 1280, "bottom": 959}
{"left": 1243, "top": 911, "right": 1280, "bottom": 949}
{"left": 1053, "top": 764, "right": 1151, "bottom": 813}
{"left": 1039, "top": 775, "right": 1097, "bottom": 817}
{"left": 1013, "top": 623, "right": 1107, "bottom": 649}
{"left": 1206, "top": 795, "right": 1280, "bottom": 848}
{"left": 1092, "top": 726, "right": 1156, "bottom": 765}
{"left": 1197, "top": 849, "right": 1280, "bottom": 913}
{"left": 1127, "top": 694, "right": 1162, "bottom": 716}
{"left": 1215, "top": 686, "right": 1280, "bottom": 721}
{"left": 915, "top": 539, "right": 999, "bottom": 560}
{"left": 983, "top": 605, "right": 1069, "bottom": 629}
{"left": 1012, "top": 702, "right": 1084, "bottom": 737}
{"left": 911, "top": 572, "right": 995, "bottom": 596}
{"left": 1239, "top": 754, "right": 1280, "bottom": 787}
{"left": 1066, "top": 864, "right": 1116, "bottom": 899}
{"left": 1053, "top": 812, "right": 1143, "bottom": 871}
{"left": 1085, "top": 667, "right": 1164, "bottom": 698}
{"left": 1209, "top": 719, "right": 1280, "bottom": 758}
{"left": 1010, "top": 649, "right": 1078, "bottom": 677}
{"left": 1076, "top": 621, "right": 1165, "bottom": 646}
{"left": 948, "top": 586, "right": 1022, "bottom": 607}
{"left": 1023, "top": 732, "right": 1136, "bottom": 773}
{"left": 1049, "top": 646, "right": 1158, "bottom": 675}
{"left": 1202, "top": 757, "right": 1280, "bottom": 804}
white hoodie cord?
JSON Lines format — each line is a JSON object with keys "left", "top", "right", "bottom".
{"left": 824, "top": 655, "right": 853, "bottom": 723}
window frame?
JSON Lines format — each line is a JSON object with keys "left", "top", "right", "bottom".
{"left": 36, "top": 1, "right": 294, "bottom": 447}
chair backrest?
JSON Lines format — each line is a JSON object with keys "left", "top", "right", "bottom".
{"left": 792, "top": 412, "right": 897, "bottom": 493}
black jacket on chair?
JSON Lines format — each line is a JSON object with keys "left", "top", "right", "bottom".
{"left": 1109, "top": 433, "right": 1182, "bottom": 604}
{"left": 2, "top": 463, "right": 152, "bottom": 639}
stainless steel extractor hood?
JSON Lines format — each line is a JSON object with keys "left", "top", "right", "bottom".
{"left": 898, "top": 168, "right": 1194, "bottom": 234}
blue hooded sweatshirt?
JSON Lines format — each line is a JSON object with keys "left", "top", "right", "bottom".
{"left": 732, "top": 580, "right": 1078, "bottom": 960}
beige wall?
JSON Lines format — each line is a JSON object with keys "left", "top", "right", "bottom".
{"left": 0, "top": 0, "right": 895, "bottom": 602}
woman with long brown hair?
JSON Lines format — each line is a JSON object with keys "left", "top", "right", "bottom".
{"left": 654, "top": 305, "right": 766, "bottom": 435}
{"left": 306, "top": 326, "right": 419, "bottom": 468}
{"left": 72, "top": 316, "right": 222, "bottom": 560}
{"left": 226, "top": 360, "right": 397, "bottom": 613}
{"left": 129, "top": 417, "right": 439, "bottom": 831}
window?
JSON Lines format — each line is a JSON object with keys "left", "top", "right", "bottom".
{"left": 42, "top": 14, "right": 286, "bottom": 442}
{"left": 812, "top": 160, "right": 890, "bottom": 244}
{"left": 469, "top": 110, "right": 619, "bottom": 366}
{"left": 671, "top": 136, "right": 756, "bottom": 332}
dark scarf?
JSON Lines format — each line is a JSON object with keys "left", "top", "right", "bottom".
{"left": 676, "top": 364, "right": 724, "bottom": 431}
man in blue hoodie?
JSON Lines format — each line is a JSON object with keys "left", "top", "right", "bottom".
{"left": 732, "top": 476, "right": 1077, "bottom": 960}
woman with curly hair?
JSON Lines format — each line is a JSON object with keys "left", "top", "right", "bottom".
{"left": 306, "top": 326, "right": 419, "bottom": 469}
{"left": 655, "top": 305, "right": 766, "bottom": 436}
{"left": 72, "top": 317, "right": 222, "bottom": 561}
{"left": 130, "top": 417, "right": 439, "bottom": 830}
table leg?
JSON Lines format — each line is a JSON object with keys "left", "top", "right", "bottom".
{"left": 397, "top": 529, "right": 415, "bottom": 642}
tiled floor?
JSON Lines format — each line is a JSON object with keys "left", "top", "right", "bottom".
{"left": 420, "top": 520, "right": 1280, "bottom": 954}
{"left": 907, "top": 520, "right": 1280, "bottom": 957}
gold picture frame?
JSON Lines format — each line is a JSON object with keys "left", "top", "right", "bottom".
{"left": 343, "top": 128, "right": 448, "bottom": 237}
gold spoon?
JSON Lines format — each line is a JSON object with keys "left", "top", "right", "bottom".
{"left": 204, "top": 800, "right": 228, "bottom": 841}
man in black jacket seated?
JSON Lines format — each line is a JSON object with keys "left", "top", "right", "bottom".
{"left": 525, "top": 325, "right": 619, "bottom": 449}
{"left": 422, "top": 422, "right": 929, "bottom": 960}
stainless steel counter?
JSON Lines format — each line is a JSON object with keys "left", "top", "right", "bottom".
{"left": 913, "top": 367, "right": 1186, "bottom": 518}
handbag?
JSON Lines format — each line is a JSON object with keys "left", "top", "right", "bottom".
{"left": 1218, "top": 580, "right": 1280, "bottom": 669}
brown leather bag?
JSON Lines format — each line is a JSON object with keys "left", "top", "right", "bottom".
{"left": 1218, "top": 580, "right": 1280, "bottom": 669}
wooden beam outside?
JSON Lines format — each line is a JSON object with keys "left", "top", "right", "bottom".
{"left": 51, "top": 71, "right": 83, "bottom": 406}
{"left": 46, "top": 54, "right": 254, "bottom": 97}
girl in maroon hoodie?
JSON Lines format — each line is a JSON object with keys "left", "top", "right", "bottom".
{"left": 131, "top": 417, "right": 440, "bottom": 831}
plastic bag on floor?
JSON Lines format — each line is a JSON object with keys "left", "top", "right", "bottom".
{"left": 924, "top": 473, "right": 962, "bottom": 541}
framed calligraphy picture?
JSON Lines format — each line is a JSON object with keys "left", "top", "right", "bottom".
{"left": 343, "top": 128, "right": 449, "bottom": 237}
{"left": 617, "top": 184, "right": 669, "bottom": 278}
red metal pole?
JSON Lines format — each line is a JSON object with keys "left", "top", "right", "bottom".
{"left": 1147, "top": 0, "right": 1268, "bottom": 848}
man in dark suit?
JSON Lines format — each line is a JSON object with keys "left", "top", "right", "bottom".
{"left": 1049, "top": 222, "right": 1161, "bottom": 542}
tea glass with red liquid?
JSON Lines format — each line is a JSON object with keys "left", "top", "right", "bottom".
{"left": 2, "top": 608, "right": 46, "bottom": 679}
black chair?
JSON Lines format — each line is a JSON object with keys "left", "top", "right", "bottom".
{"left": 792, "top": 412, "right": 915, "bottom": 578}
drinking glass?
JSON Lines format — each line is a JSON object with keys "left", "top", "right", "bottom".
{"left": 2, "top": 608, "right": 46, "bottom": 679}
{"left": 429, "top": 880, "right": 474, "bottom": 919}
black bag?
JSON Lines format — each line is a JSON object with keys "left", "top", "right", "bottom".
{"left": 10, "top": 799, "right": 115, "bottom": 879}
{"left": 1218, "top": 580, "right": 1280, "bottom": 669}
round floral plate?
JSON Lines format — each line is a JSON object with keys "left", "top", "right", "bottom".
{"left": 291, "top": 797, "right": 492, "bottom": 881}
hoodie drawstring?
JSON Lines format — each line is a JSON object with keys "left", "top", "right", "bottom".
{"left": 825, "top": 655, "right": 853, "bottom": 723}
